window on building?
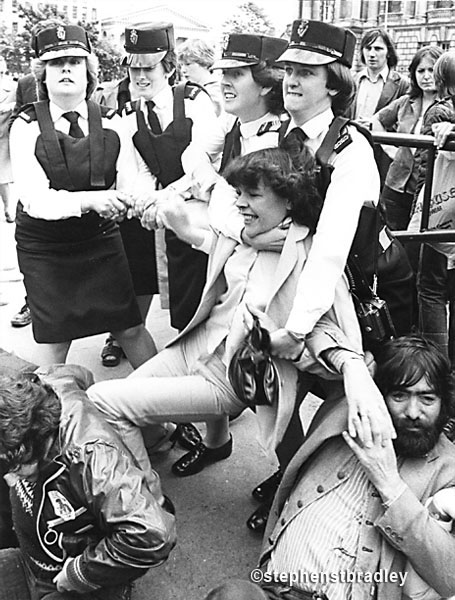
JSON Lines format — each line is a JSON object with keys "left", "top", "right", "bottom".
{"left": 379, "top": 0, "right": 402, "bottom": 13}
{"left": 12, "top": 21, "right": 18, "bottom": 34}
{"left": 319, "top": 0, "right": 335, "bottom": 21}
{"left": 12, "top": 0, "right": 18, "bottom": 9}
{"left": 360, "top": 0, "right": 369, "bottom": 20}
{"left": 0, "top": 0, "right": 4, "bottom": 10}
{"left": 92, "top": 8, "right": 97, "bottom": 20}
{"left": 432, "top": 1, "right": 454, "bottom": 8}
{"left": 72, "top": 5, "right": 77, "bottom": 19}
{"left": 81, "top": 10, "right": 86, "bottom": 21}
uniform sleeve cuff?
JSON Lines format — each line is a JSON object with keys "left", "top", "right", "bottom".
{"left": 66, "top": 556, "right": 101, "bottom": 593}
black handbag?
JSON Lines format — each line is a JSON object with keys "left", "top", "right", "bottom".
{"left": 228, "top": 315, "right": 279, "bottom": 408}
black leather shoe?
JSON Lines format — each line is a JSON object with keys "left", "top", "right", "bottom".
{"left": 171, "top": 436, "right": 233, "bottom": 477}
{"left": 246, "top": 499, "right": 272, "bottom": 533}
{"left": 169, "top": 423, "right": 202, "bottom": 451}
{"left": 252, "top": 469, "right": 282, "bottom": 503}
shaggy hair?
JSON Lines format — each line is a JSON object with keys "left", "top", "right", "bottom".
{"left": 224, "top": 146, "right": 322, "bottom": 232}
{"left": 374, "top": 335, "right": 455, "bottom": 425}
{"left": 359, "top": 28, "right": 399, "bottom": 69}
{"left": 0, "top": 373, "right": 61, "bottom": 472}
{"left": 31, "top": 53, "right": 99, "bottom": 100}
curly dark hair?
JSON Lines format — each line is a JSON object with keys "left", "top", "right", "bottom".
{"left": 223, "top": 146, "right": 322, "bottom": 232}
{"left": 0, "top": 373, "right": 61, "bottom": 472}
{"left": 374, "top": 335, "right": 455, "bottom": 426}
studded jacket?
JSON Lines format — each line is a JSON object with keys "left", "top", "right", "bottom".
{"left": 15, "top": 364, "right": 176, "bottom": 595}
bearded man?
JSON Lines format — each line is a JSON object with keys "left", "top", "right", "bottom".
{"left": 207, "top": 335, "right": 455, "bottom": 600}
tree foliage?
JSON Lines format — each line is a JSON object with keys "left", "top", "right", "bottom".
{"left": 222, "top": 1, "right": 276, "bottom": 36}
{"left": 0, "top": 3, "right": 123, "bottom": 81}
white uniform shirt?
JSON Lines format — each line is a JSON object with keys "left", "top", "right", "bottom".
{"left": 285, "top": 108, "right": 380, "bottom": 335}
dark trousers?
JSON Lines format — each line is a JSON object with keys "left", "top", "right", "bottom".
{"left": 418, "top": 244, "right": 455, "bottom": 365}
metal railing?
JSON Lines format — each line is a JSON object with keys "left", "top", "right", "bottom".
{"left": 371, "top": 130, "right": 455, "bottom": 242}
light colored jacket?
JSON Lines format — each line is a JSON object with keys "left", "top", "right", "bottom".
{"left": 167, "top": 224, "right": 362, "bottom": 450}
{"left": 261, "top": 398, "right": 455, "bottom": 600}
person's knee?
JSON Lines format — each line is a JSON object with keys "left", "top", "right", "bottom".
{"left": 205, "top": 579, "right": 268, "bottom": 600}
{"left": 114, "top": 323, "right": 145, "bottom": 344}
{"left": 86, "top": 381, "right": 117, "bottom": 415}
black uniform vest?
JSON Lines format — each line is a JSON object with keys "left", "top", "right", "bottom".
{"left": 16, "top": 100, "right": 120, "bottom": 244}
{"left": 131, "top": 83, "right": 209, "bottom": 330}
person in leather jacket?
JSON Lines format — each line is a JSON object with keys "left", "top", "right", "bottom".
{"left": 0, "top": 364, "right": 176, "bottom": 600}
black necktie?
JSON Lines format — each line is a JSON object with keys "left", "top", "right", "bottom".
{"left": 220, "top": 121, "right": 241, "bottom": 173}
{"left": 62, "top": 111, "right": 85, "bottom": 138}
{"left": 146, "top": 100, "right": 162, "bottom": 134}
{"left": 280, "top": 127, "right": 308, "bottom": 157}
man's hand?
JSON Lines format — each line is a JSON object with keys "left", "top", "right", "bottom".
{"left": 342, "top": 358, "right": 396, "bottom": 447}
{"left": 53, "top": 558, "right": 74, "bottom": 592}
{"left": 342, "top": 430, "right": 404, "bottom": 504}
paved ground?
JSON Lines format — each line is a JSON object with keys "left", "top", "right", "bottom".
{"left": 0, "top": 218, "right": 280, "bottom": 599}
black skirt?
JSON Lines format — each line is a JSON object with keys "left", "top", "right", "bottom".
{"left": 16, "top": 219, "right": 142, "bottom": 344}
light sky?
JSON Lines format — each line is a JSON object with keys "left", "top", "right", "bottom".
{"left": 97, "top": 0, "right": 300, "bottom": 34}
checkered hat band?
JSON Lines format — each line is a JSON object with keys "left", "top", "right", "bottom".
{"left": 290, "top": 41, "right": 342, "bottom": 59}
{"left": 129, "top": 46, "right": 167, "bottom": 53}
{"left": 223, "top": 51, "right": 259, "bottom": 61}
{"left": 41, "top": 40, "right": 87, "bottom": 52}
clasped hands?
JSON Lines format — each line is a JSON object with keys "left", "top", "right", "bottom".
{"left": 124, "top": 188, "right": 192, "bottom": 231}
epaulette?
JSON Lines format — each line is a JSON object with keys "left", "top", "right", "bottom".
{"left": 184, "top": 82, "right": 203, "bottom": 100}
{"left": 257, "top": 121, "right": 281, "bottom": 136}
{"left": 333, "top": 126, "right": 353, "bottom": 154}
{"left": 100, "top": 106, "right": 117, "bottom": 119}
{"left": 123, "top": 100, "right": 138, "bottom": 115}
{"left": 17, "top": 103, "right": 37, "bottom": 123}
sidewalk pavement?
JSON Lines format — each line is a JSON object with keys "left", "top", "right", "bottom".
{"left": 0, "top": 218, "right": 281, "bottom": 599}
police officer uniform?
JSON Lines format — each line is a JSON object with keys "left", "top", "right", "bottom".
{"left": 179, "top": 33, "right": 288, "bottom": 246}
{"left": 10, "top": 25, "right": 143, "bottom": 343}
{"left": 122, "top": 24, "right": 222, "bottom": 330}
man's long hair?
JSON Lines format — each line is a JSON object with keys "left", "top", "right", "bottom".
{"left": 374, "top": 335, "right": 455, "bottom": 425}
{"left": 0, "top": 374, "right": 60, "bottom": 472}
{"left": 359, "top": 28, "right": 399, "bottom": 69}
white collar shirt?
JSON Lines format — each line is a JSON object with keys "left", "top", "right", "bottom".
{"left": 355, "top": 65, "right": 389, "bottom": 121}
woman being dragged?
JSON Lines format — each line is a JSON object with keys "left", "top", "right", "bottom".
{"left": 87, "top": 146, "right": 392, "bottom": 484}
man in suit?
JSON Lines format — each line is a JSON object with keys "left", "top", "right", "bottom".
{"left": 207, "top": 335, "right": 455, "bottom": 600}
{"left": 351, "top": 28, "right": 409, "bottom": 187}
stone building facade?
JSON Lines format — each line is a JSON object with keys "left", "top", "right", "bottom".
{"left": 300, "top": 0, "right": 455, "bottom": 72}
